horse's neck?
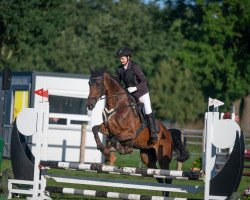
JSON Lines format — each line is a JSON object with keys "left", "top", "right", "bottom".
{"left": 105, "top": 75, "right": 128, "bottom": 109}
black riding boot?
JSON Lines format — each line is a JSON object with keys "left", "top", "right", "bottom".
{"left": 146, "top": 113, "right": 159, "bottom": 142}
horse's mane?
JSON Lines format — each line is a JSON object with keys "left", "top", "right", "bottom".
{"left": 105, "top": 70, "right": 137, "bottom": 103}
{"left": 107, "top": 73, "right": 127, "bottom": 92}
{"left": 109, "top": 74, "right": 122, "bottom": 86}
{"left": 89, "top": 67, "right": 105, "bottom": 78}
{"left": 90, "top": 67, "right": 124, "bottom": 89}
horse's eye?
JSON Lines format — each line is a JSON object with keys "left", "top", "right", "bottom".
{"left": 89, "top": 80, "right": 96, "bottom": 86}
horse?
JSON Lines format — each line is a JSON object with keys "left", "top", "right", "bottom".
{"left": 86, "top": 67, "right": 190, "bottom": 196}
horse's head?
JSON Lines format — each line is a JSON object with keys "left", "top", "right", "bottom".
{"left": 86, "top": 67, "right": 106, "bottom": 110}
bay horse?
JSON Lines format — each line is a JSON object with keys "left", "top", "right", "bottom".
{"left": 86, "top": 67, "right": 190, "bottom": 196}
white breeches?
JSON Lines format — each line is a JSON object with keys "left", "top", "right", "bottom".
{"left": 139, "top": 93, "right": 152, "bottom": 115}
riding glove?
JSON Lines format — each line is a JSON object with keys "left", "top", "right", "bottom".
{"left": 127, "top": 87, "right": 137, "bottom": 93}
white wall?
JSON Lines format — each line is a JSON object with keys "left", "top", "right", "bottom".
{"left": 32, "top": 75, "right": 105, "bottom": 163}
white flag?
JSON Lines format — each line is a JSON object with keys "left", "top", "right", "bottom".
{"left": 213, "top": 99, "right": 224, "bottom": 108}
{"left": 208, "top": 97, "right": 214, "bottom": 106}
{"left": 208, "top": 97, "right": 224, "bottom": 108}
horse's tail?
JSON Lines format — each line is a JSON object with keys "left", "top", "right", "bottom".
{"left": 168, "top": 128, "right": 190, "bottom": 162}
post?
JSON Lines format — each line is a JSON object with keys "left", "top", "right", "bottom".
{"left": 79, "top": 124, "right": 87, "bottom": 164}
{"left": 30, "top": 101, "right": 49, "bottom": 199}
{"left": 177, "top": 133, "right": 184, "bottom": 171}
{"left": 202, "top": 113, "right": 208, "bottom": 173}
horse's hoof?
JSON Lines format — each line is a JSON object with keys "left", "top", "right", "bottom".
{"left": 103, "top": 148, "right": 110, "bottom": 156}
{"left": 125, "top": 147, "right": 133, "bottom": 154}
{"left": 117, "top": 149, "right": 125, "bottom": 155}
{"left": 97, "top": 144, "right": 104, "bottom": 151}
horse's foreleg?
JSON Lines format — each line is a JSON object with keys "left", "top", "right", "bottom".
{"left": 111, "top": 138, "right": 133, "bottom": 155}
{"left": 92, "top": 124, "right": 110, "bottom": 156}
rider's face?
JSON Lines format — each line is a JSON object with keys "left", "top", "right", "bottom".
{"left": 119, "top": 56, "right": 129, "bottom": 66}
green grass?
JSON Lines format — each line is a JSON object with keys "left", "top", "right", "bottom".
{"left": 2, "top": 138, "right": 250, "bottom": 199}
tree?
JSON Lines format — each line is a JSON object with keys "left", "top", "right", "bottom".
{"left": 173, "top": 0, "right": 250, "bottom": 130}
{"left": 0, "top": 0, "right": 71, "bottom": 71}
{"left": 1, "top": 0, "right": 249, "bottom": 127}
{"left": 151, "top": 59, "right": 205, "bottom": 124}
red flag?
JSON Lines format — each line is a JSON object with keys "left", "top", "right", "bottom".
{"left": 34, "top": 88, "right": 49, "bottom": 98}
{"left": 34, "top": 88, "right": 44, "bottom": 96}
{"left": 43, "top": 90, "right": 49, "bottom": 98}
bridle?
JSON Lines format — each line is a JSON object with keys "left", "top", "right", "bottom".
{"left": 88, "top": 76, "right": 105, "bottom": 102}
{"left": 88, "top": 74, "right": 142, "bottom": 133}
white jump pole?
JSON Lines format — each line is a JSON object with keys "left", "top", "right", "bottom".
{"left": 8, "top": 99, "right": 50, "bottom": 200}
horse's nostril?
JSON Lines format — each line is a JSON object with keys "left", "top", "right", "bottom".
{"left": 86, "top": 100, "right": 91, "bottom": 110}
{"left": 86, "top": 100, "right": 94, "bottom": 111}
{"left": 86, "top": 98, "right": 97, "bottom": 111}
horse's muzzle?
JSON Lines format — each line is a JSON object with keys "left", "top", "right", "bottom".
{"left": 86, "top": 97, "right": 97, "bottom": 111}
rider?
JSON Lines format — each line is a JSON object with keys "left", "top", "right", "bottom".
{"left": 116, "top": 47, "right": 159, "bottom": 142}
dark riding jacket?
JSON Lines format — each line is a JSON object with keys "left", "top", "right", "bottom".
{"left": 117, "top": 60, "right": 149, "bottom": 99}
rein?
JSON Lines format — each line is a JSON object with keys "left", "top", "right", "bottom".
{"left": 89, "top": 75, "right": 135, "bottom": 110}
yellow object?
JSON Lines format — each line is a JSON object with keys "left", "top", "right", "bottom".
{"left": 13, "top": 90, "right": 29, "bottom": 120}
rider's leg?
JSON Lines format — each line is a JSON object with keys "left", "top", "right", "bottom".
{"left": 139, "top": 93, "right": 159, "bottom": 142}
{"left": 146, "top": 113, "right": 159, "bottom": 142}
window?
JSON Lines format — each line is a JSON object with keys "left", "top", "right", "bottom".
{"left": 49, "top": 95, "right": 87, "bottom": 115}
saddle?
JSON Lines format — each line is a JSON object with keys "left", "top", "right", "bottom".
{"left": 127, "top": 94, "right": 148, "bottom": 136}
{"left": 127, "top": 94, "right": 146, "bottom": 123}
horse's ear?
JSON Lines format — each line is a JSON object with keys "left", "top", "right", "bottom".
{"left": 89, "top": 66, "right": 93, "bottom": 73}
{"left": 101, "top": 65, "right": 107, "bottom": 73}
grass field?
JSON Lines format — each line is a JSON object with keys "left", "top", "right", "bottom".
{"left": 1, "top": 134, "right": 249, "bottom": 199}
{"left": 1, "top": 143, "right": 250, "bottom": 200}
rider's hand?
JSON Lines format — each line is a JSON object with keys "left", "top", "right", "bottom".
{"left": 127, "top": 87, "right": 137, "bottom": 93}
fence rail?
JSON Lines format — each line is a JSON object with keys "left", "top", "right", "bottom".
{"left": 2, "top": 123, "right": 250, "bottom": 159}
{"left": 173, "top": 127, "right": 250, "bottom": 158}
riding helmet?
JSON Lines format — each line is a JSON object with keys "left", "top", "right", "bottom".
{"left": 116, "top": 47, "right": 131, "bottom": 57}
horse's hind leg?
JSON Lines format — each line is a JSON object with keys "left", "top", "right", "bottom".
{"left": 158, "top": 155, "right": 172, "bottom": 197}
{"left": 140, "top": 149, "right": 157, "bottom": 168}
{"left": 140, "top": 149, "right": 164, "bottom": 184}
{"left": 157, "top": 142, "right": 173, "bottom": 197}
